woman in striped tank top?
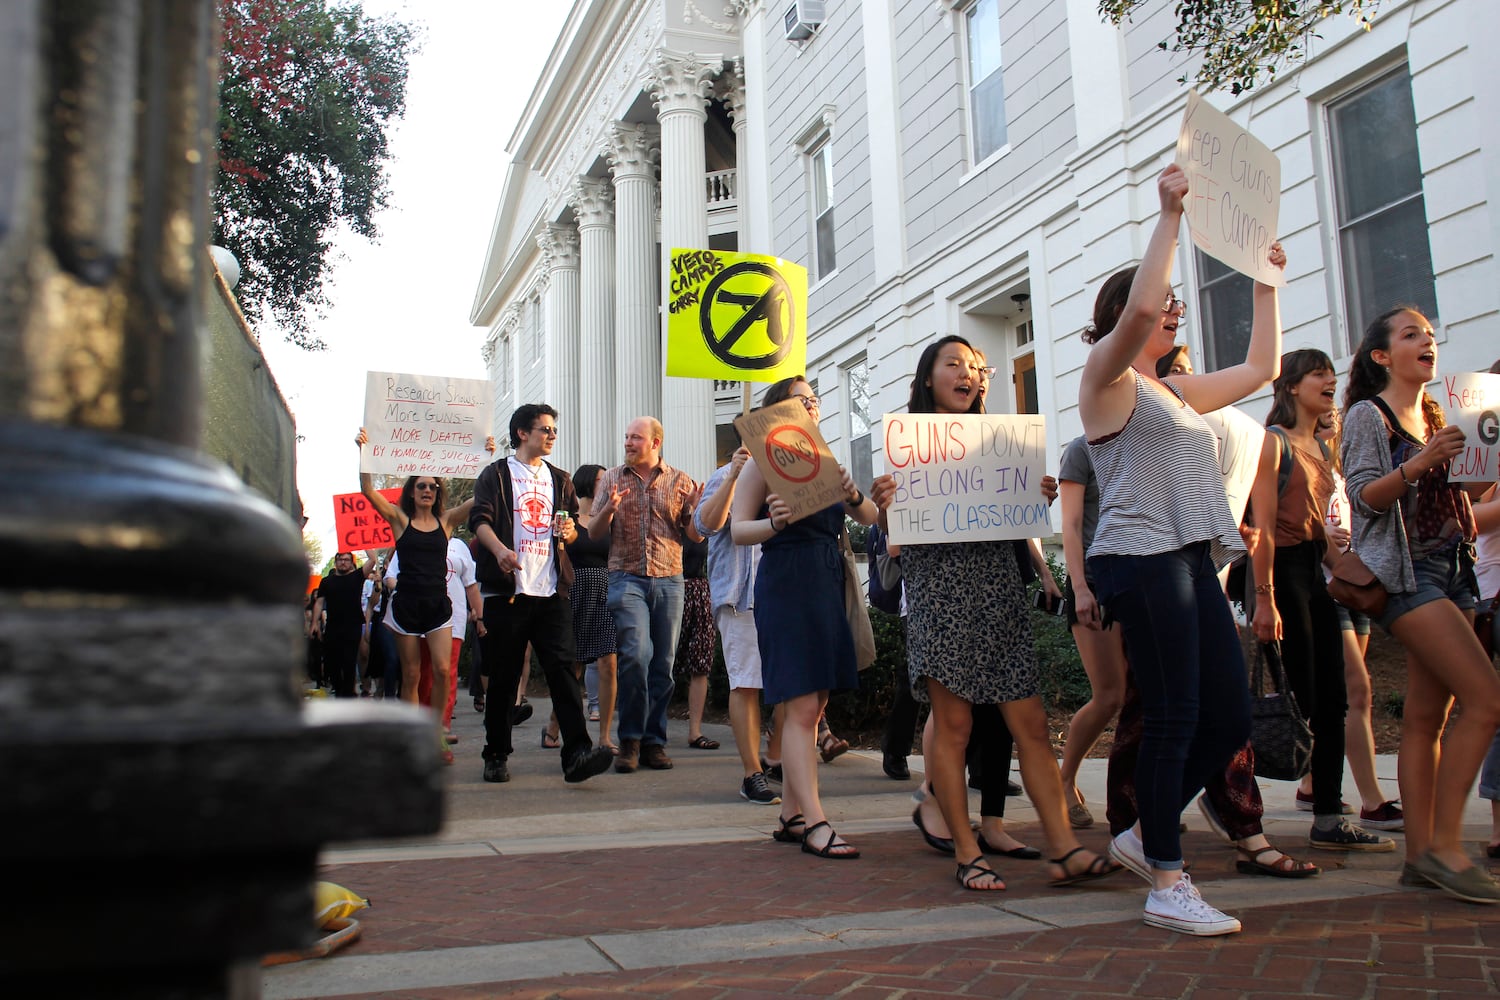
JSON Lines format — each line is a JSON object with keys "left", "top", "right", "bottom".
{"left": 1077, "top": 164, "right": 1285, "bottom": 936}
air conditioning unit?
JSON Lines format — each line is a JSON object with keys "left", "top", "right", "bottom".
{"left": 784, "top": 0, "right": 825, "bottom": 41}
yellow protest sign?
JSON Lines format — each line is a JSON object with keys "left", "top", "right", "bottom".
{"left": 666, "top": 248, "right": 807, "bottom": 383}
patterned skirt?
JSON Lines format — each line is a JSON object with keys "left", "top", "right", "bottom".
{"left": 570, "top": 567, "right": 617, "bottom": 663}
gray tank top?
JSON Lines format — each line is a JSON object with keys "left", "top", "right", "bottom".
{"left": 1087, "top": 371, "right": 1244, "bottom": 568}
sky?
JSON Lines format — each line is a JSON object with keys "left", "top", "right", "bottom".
{"left": 254, "top": 1, "right": 573, "bottom": 559}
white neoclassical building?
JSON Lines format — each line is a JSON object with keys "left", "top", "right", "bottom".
{"left": 472, "top": 0, "right": 1500, "bottom": 491}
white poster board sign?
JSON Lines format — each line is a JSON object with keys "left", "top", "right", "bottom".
{"left": 360, "top": 370, "right": 492, "bottom": 478}
{"left": 881, "top": 413, "right": 1051, "bottom": 545}
{"left": 1439, "top": 372, "right": 1500, "bottom": 483}
{"left": 1199, "top": 404, "right": 1266, "bottom": 526}
{"left": 1174, "top": 90, "right": 1284, "bottom": 287}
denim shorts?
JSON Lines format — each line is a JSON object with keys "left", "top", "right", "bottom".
{"left": 1334, "top": 603, "right": 1371, "bottom": 636}
{"left": 1377, "top": 547, "right": 1476, "bottom": 630}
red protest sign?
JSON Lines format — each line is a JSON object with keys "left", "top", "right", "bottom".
{"left": 333, "top": 489, "right": 401, "bottom": 552}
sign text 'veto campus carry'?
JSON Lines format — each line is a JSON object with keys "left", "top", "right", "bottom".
{"left": 666, "top": 249, "right": 807, "bottom": 383}
{"left": 1199, "top": 404, "right": 1266, "bottom": 527}
{"left": 1174, "top": 90, "right": 1285, "bottom": 287}
{"left": 333, "top": 488, "right": 402, "bottom": 552}
{"left": 733, "top": 397, "right": 847, "bottom": 525}
{"left": 361, "top": 370, "right": 492, "bottom": 478}
{"left": 1440, "top": 372, "right": 1500, "bottom": 483}
{"left": 881, "top": 413, "right": 1051, "bottom": 545}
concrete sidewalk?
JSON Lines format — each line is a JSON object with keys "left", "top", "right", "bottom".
{"left": 264, "top": 698, "right": 1500, "bottom": 998}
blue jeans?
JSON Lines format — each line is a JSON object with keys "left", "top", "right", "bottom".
{"left": 608, "top": 572, "right": 685, "bottom": 746}
{"left": 1377, "top": 545, "right": 1477, "bottom": 630}
{"left": 1089, "top": 541, "right": 1251, "bottom": 869}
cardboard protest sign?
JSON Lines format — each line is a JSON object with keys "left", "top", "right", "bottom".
{"left": 1199, "top": 405, "right": 1266, "bottom": 526}
{"left": 666, "top": 249, "right": 807, "bottom": 383}
{"left": 1439, "top": 372, "right": 1500, "bottom": 483}
{"left": 333, "top": 488, "right": 402, "bottom": 552}
{"left": 361, "top": 371, "right": 492, "bottom": 478}
{"left": 733, "top": 397, "right": 846, "bottom": 524}
{"left": 880, "top": 413, "right": 1051, "bottom": 545}
{"left": 1174, "top": 90, "right": 1284, "bottom": 287}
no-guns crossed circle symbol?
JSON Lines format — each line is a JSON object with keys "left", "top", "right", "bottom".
{"left": 765, "top": 424, "right": 820, "bottom": 483}
{"left": 700, "top": 261, "right": 795, "bottom": 370}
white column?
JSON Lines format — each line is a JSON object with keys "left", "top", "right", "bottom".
{"left": 604, "top": 122, "right": 662, "bottom": 441}
{"left": 568, "top": 178, "right": 616, "bottom": 468}
{"left": 1065, "top": 0, "right": 1130, "bottom": 150}
{"left": 537, "top": 223, "right": 581, "bottom": 470}
{"left": 860, "top": 0, "right": 907, "bottom": 282}
{"left": 647, "top": 50, "right": 721, "bottom": 482}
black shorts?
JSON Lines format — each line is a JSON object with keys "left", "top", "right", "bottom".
{"left": 391, "top": 592, "right": 452, "bottom": 636}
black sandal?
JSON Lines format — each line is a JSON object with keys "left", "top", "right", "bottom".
{"left": 956, "top": 858, "right": 1005, "bottom": 890}
{"left": 801, "top": 820, "right": 860, "bottom": 860}
{"left": 772, "top": 813, "right": 806, "bottom": 844}
{"left": 688, "top": 735, "right": 720, "bottom": 750}
{"left": 1048, "top": 846, "right": 1123, "bottom": 887}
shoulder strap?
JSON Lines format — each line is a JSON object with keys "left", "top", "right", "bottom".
{"left": 1366, "top": 395, "right": 1420, "bottom": 448}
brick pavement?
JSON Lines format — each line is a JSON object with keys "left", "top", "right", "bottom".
{"left": 266, "top": 828, "right": 1500, "bottom": 998}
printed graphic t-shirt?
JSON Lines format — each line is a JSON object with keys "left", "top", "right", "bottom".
{"left": 508, "top": 456, "right": 558, "bottom": 597}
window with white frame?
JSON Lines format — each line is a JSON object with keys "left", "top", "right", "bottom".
{"left": 1195, "top": 249, "right": 1252, "bottom": 372}
{"left": 526, "top": 296, "right": 544, "bottom": 365}
{"left": 845, "top": 357, "right": 872, "bottom": 491}
{"left": 1329, "top": 65, "right": 1437, "bottom": 350}
{"left": 964, "top": 0, "right": 1007, "bottom": 162}
{"left": 808, "top": 135, "right": 836, "bottom": 280}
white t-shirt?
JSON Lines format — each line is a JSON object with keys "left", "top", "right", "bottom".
{"left": 385, "top": 538, "right": 476, "bottom": 634}
{"left": 1323, "top": 470, "right": 1352, "bottom": 585}
{"left": 1477, "top": 519, "right": 1500, "bottom": 602}
{"left": 508, "top": 456, "right": 558, "bottom": 597}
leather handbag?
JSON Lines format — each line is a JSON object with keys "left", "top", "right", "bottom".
{"left": 1250, "top": 640, "right": 1313, "bottom": 782}
{"left": 839, "top": 527, "right": 877, "bottom": 671}
{"left": 1326, "top": 549, "right": 1388, "bottom": 618}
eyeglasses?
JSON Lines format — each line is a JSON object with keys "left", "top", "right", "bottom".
{"left": 414, "top": 482, "right": 439, "bottom": 493}
{"left": 1163, "top": 292, "right": 1187, "bottom": 316}
{"left": 794, "top": 394, "right": 820, "bottom": 410}
{"left": 529, "top": 425, "right": 559, "bottom": 437}
{"left": 977, "top": 365, "right": 997, "bottom": 379}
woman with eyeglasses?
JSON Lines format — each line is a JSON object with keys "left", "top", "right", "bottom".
{"left": 1076, "top": 164, "right": 1285, "bottom": 935}
{"left": 871, "top": 336, "right": 1117, "bottom": 893}
{"left": 355, "top": 429, "right": 478, "bottom": 762}
{"left": 731, "top": 375, "right": 879, "bottom": 860}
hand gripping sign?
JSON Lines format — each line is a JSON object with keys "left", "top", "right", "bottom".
{"left": 1440, "top": 372, "right": 1500, "bottom": 483}
{"left": 733, "top": 398, "right": 846, "bottom": 525}
{"left": 361, "top": 370, "right": 492, "bottom": 478}
{"left": 666, "top": 249, "right": 808, "bottom": 383}
{"left": 881, "top": 413, "right": 1052, "bottom": 545}
{"left": 1174, "top": 90, "right": 1285, "bottom": 287}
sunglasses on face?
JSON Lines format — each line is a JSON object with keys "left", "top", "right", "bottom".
{"left": 414, "top": 482, "right": 439, "bottom": 493}
{"left": 530, "top": 425, "right": 558, "bottom": 437}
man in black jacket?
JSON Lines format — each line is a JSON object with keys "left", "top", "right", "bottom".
{"left": 470, "top": 403, "right": 612, "bottom": 785}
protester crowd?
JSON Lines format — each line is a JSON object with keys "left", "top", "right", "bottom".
{"left": 305, "top": 165, "right": 1500, "bottom": 937}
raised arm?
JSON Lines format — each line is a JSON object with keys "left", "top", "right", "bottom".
{"left": 355, "top": 427, "right": 407, "bottom": 535}
{"left": 729, "top": 459, "right": 779, "bottom": 546}
{"left": 694, "top": 447, "right": 751, "bottom": 537}
{"left": 1078, "top": 165, "right": 1189, "bottom": 434}
{"left": 1168, "top": 243, "right": 1286, "bottom": 414}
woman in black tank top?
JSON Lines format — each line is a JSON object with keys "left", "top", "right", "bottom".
{"left": 355, "top": 428, "right": 481, "bottom": 763}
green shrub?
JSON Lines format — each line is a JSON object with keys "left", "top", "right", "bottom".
{"left": 1029, "top": 553, "right": 1089, "bottom": 713}
{"left": 826, "top": 607, "right": 907, "bottom": 733}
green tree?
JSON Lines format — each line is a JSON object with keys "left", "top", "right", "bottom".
{"left": 303, "top": 527, "right": 324, "bottom": 569}
{"left": 1099, "top": 0, "right": 1381, "bottom": 96}
{"left": 215, "top": 0, "right": 419, "bottom": 348}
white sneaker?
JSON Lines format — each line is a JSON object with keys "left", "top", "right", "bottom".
{"left": 1144, "top": 874, "right": 1242, "bottom": 936}
{"left": 1109, "top": 828, "right": 1152, "bottom": 883}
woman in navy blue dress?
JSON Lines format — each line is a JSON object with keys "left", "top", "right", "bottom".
{"left": 731, "top": 376, "right": 879, "bottom": 860}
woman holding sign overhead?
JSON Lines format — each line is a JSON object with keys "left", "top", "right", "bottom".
{"left": 1342, "top": 312, "right": 1500, "bottom": 902}
{"left": 870, "top": 336, "right": 1119, "bottom": 893}
{"left": 731, "top": 376, "right": 879, "bottom": 861}
{"left": 1076, "top": 164, "right": 1284, "bottom": 935}
{"left": 355, "top": 428, "right": 479, "bottom": 763}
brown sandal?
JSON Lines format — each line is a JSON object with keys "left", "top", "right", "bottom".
{"left": 1048, "top": 846, "right": 1122, "bottom": 887}
{"left": 1236, "top": 846, "right": 1319, "bottom": 878}
{"left": 818, "top": 732, "right": 849, "bottom": 762}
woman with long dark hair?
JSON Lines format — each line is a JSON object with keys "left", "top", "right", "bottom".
{"left": 1341, "top": 308, "right": 1500, "bottom": 902}
{"left": 354, "top": 429, "right": 475, "bottom": 762}
{"left": 872, "top": 335, "right": 1118, "bottom": 892}
{"left": 1248, "top": 349, "right": 1393, "bottom": 852}
{"left": 731, "top": 375, "right": 879, "bottom": 860}
{"left": 1076, "top": 163, "right": 1284, "bottom": 935}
